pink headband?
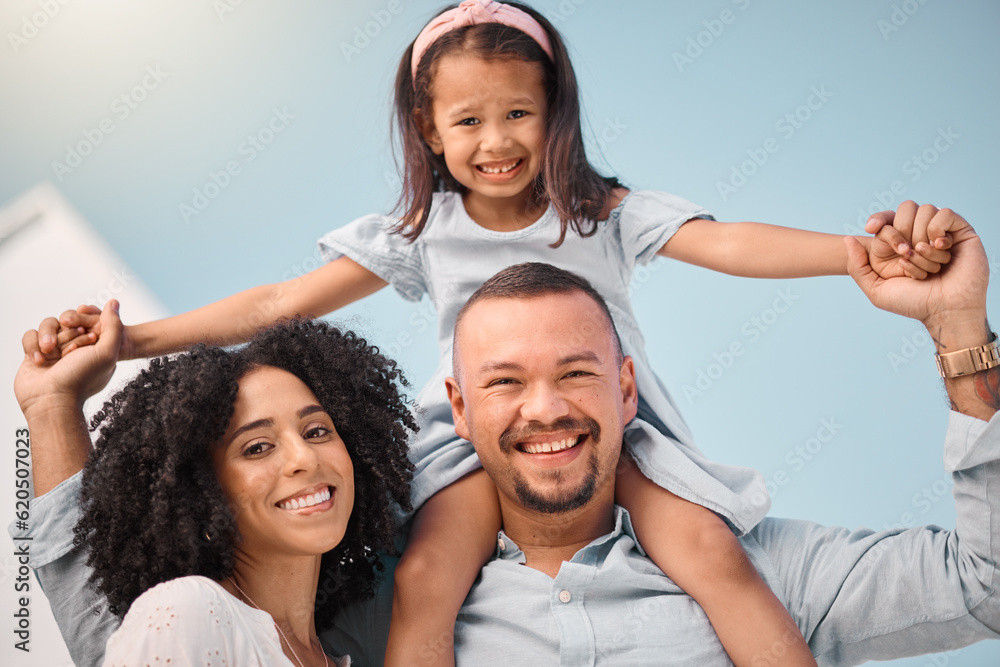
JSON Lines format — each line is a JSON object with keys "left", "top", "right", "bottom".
{"left": 411, "top": 0, "right": 554, "bottom": 80}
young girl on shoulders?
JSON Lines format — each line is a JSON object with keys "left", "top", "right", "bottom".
{"left": 36, "top": 2, "right": 950, "bottom": 665}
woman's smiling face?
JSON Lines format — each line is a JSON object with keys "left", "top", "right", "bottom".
{"left": 212, "top": 365, "right": 355, "bottom": 560}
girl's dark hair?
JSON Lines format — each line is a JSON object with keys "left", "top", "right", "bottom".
{"left": 392, "top": 2, "right": 621, "bottom": 247}
{"left": 73, "top": 319, "right": 414, "bottom": 629}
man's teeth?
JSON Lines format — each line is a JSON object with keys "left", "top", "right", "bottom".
{"left": 479, "top": 159, "right": 520, "bottom": 174}
{"left": 521, "top": 437, "right": 578, "bottom": 454}
{"left": 278, "top": 487, "right": 331, "bottom": 510}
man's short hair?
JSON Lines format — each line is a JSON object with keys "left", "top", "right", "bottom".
{"left": 453, "top": 262, "right": 625, "bottom": 375}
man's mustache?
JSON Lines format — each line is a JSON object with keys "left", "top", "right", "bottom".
{"left": 498, "top": 416, "right": 601, "bottom": 453}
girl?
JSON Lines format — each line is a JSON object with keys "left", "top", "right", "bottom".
{"left": 36, "top": 1, "right": 950, "bottom": 665}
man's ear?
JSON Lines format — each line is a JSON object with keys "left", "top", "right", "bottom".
{"left": 416, "top": 109, "right": 444, "bottom": 155}
{"left": 619, "top": 356, "right": 638, "bottom": 423}
{"left": 445, "top": 376, "right": 471, "bottom": 440}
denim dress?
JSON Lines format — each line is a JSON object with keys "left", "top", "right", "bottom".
{"left": 318, "top": 190, "right": 769, "bottom": 533}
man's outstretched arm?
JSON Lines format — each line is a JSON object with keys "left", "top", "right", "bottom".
{"left": 850, "top": 202, "right": 995, "bottom": 421}
{"left": 10, "top": 301, "right": 125, "bottom": 666}
{"left": 751, "top": 203, "right": 998, "bottom": 666}
{"left": 16, "top": 302, "right": 125, "bottom": 493}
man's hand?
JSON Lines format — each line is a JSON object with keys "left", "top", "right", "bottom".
{"left": 845, "top": 202, "right": 988, "bottom": 330}
{"left": 847, "top": 202, "right": 994, "bottom": 420}
{"left": 862, "top": 224, "right": 952, "bottom": 281}
{"left": 860, "top": 202, "right": 954, "bottom": 280}
{"left": 16, "top": 300, "right": 125, "bottom": 418}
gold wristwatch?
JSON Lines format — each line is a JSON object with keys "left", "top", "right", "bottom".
{"left": 935, "top": 332, "right": 1000, "bottom": 378}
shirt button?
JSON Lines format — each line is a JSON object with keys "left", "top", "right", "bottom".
{"left": 497, "top": 538, "right": 506, "bottom": 551}
{"left": 558, "top": 590, "right": 572, "bottom": 604}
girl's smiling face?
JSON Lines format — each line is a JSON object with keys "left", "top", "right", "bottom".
{"left": 212, "top": 365, "right": 355, "bottom": 560}
{"left": 421, "top": 53, "right": 548, "bottom": 219}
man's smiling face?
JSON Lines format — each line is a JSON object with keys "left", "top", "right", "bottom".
{"left": 447, "top": 290, "right": 638, "bottom": 515}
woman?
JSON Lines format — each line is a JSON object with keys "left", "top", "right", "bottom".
{"left": 67, "top": 317, "right": 413, "bottom": 666}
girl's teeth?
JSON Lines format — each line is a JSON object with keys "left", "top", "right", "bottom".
{"left": 279, "top": 487, "right": 331, "bottom": 510}
{"left": 479, "top": 160, "right": 520, "bottom": 174}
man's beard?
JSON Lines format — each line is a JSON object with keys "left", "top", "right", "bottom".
{"left": 512, "top": 454, "right": 599, "bottom": 514}
{"left": 500, "top": 416, "right": 602, "bottom": 514}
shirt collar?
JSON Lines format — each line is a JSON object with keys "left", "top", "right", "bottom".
{"left": 492, "top": 505, "right": 645, "bottom": 562}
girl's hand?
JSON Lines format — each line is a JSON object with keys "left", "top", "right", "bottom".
{"left": 58, "top": 304, "right": 103, "bottom": 355}
{"left": 16, "top": 301, "right": 125, "bottom": 415}
{"left": 27, "top": 304, "right": 131, "bottom": 364}
{"left": 863, "top": 204, "right": 954, "bottom": 280}
{"left": 845, "top": 203, "right": 986, "bottom": 329}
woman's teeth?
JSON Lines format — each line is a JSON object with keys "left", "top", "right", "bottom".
{"left": 521, "top": 437, "right": 578, "bottom": 454}
{"left": 478, "top": 159, "right": 521, "bottom": 174}
{"left": 278, "top": 487, "right": 331, "bottom": 510}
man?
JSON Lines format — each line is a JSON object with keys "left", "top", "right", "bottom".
{"left": 13, "top": 203, "right": 1000, "bottom": 665}
{"left": 338, "top": 202, "right": 1000, "bottom": 665}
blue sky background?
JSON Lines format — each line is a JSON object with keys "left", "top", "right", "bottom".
{"left": 2, "top": 1, "right": 999, "bottom": 665}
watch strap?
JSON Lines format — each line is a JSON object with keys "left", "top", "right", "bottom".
{"left": 935, "top": 332, "right": 1000, "bottom": 378}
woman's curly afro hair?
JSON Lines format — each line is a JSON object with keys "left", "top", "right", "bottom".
{"left": 73, "top": 318, "right": 415, "bottom": 629}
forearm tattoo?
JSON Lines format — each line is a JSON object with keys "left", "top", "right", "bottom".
{"left": 975, "top": 369, "right": 1000, "bottom": 411}
{"left": 932, "top": 327, "right": 946, "bottom": 351}
{"left": 973, "top": 319, "right": 999, "bottom": 411}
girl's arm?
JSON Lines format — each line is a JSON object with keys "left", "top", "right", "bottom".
{"left": 34, "top": 256, "right": 387, "bottom": 361}
{"left": 658, "top": 217, "right": 951, "bottom": 280}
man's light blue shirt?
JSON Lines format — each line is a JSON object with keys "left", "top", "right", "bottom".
{"left": 12, "top": 412, "right": 1000, "bottom": 666}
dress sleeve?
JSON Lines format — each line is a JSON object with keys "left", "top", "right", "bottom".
{"left": 317, "top": 214, "right": 426, "bottom": 302}
{"left": 101, "top": 578, "right": 237, "bottom": 667}
{"left": 614, "top": 190, "right": 714, "bottom": 267}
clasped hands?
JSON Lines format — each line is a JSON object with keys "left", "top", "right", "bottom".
{"left": 17, "top": 201, "right": 990, "bottom": 412}
{"left": 848, "top": 200, "right": 988, "bottom": 333}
